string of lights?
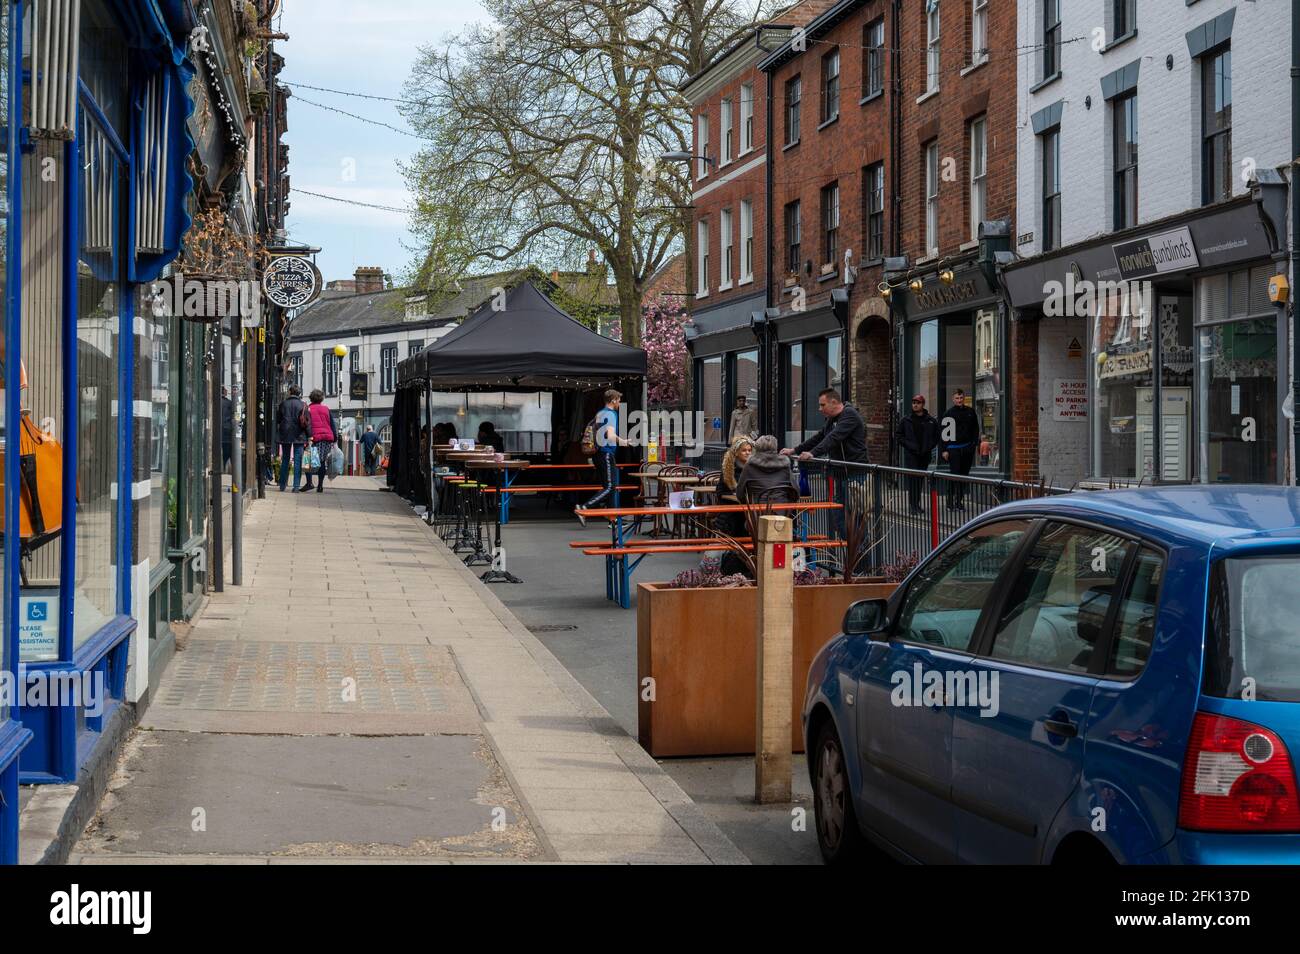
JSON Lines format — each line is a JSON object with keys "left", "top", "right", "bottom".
{"left": 291, "top": 187, "right": 409, "bottom": 213}
{"left": 291, "top": 95, "right": 422, "bottom": 138}
{"left": 282, "top": 80, "right": 426, "bottom": 106}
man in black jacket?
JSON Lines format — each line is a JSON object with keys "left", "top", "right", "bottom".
{"left": 275, "top": 385, "right": 308, "bottom": 492}
{"left": 781, "top": 388, "right": 868, "bottom": 541}
{"left": 895, "top": 394, "right": 938, "bottom": 514}
{"left": 939, "top": 387, "right": 980, "bottom": 510}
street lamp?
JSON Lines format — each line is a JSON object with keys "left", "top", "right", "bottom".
{"left": 660, "top": 150, "right": 715, "bottom": 169}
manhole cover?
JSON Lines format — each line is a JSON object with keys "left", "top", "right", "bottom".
{"left": 526, "top": 624, "right": 578, "bottom": 633}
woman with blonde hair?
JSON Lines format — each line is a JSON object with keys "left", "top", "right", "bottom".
{"left": 717, "top": 437, "right": 754, "bottom": 537}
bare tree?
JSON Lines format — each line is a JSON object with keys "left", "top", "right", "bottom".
{"left": 401, "top": 0, "right": 775, "bottom": 345}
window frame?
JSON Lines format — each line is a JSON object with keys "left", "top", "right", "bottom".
{"left": 785, "top": 74, "right": 801, "bottom": 145}
{"left": 1112, "top": 91, "right": 1138, "bottom": 230}
{"left": 926, "top": 1, "right": 941, "bottom": 93}
{"left": 696, "top": 218, "right": 709, "bottom": 297}
{"left": 820, "top": 47, "right": 840, "bottom": 125}
{"left": 697, "top": 111, "right": 710, "bottom": 178}
{"left": 970, "top": 0, "right": 989, "bottom": 66}
{"left": 380, "top": 344, "right": 398, "bottom": 394}
{"left": 1041, "top": 0, "right": 1060, "bottom": 81}
{"left": 924, "top": 140, "right": 939, "bottom": 256}
{"left": 785, "top": 200, "right": 802, "bottom": 274}
{"left": 1041, "top": 126, "right": 1061, "bottom": 252}
{"left": 1200, "top": 44, "right": 1231, "bottom": 206}
{"left": 821, "top": 181, "right": 839, "bottom": 267}
{"left": 864, "top": 18, "right": 885, "bottom": 99}
{"left": 720, "top": 207, "right": 734, "bottom": 289}
{"left": 740, "top": 83, "right": 754, "bottom": 153}
{"left": 720, "top": 97, "right": 733, "bottom": 165}
{"left": 968, "top": 115, "right": 987, "bottom": 243}
{"left": 865, "top": 161, "right": 884, "bottom": 261}
{"left": 739, "top": 199, "right": 754, "bottom": 282}
{"left": 1112, "top": 0, "right": 1136, "bottom": 41}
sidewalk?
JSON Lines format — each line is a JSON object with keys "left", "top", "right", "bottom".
{"left": 70, "top": 477, "right": 744, "bottom": 864}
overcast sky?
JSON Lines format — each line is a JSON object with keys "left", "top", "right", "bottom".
{"left": 278, "top": 0, "right": 490, "bottom": 286}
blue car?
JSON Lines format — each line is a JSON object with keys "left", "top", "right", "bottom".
{"left": 803, "top": 486, "right": 1300, "bottom": 864}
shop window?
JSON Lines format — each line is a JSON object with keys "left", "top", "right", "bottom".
{"left": 1200, "top": 45, "right": 1231, "bottom": 206}
{"left": 145, "top": 304, "right": 175, "bottom": 570}
{"left": 732, "top": 349, "right": 760, "bottom": 427}
{"left": 909, "top": 317, "right": 975, "bottom": 443}
{"left": 784, "top": 337, "right": 842, "bottom": 445}
{"left": 74, "top": 110, "right": 124, "bottom": 647}
{"left": 1196, "top": 267, "right": 1278, "bottom": 484}
{"left": 974, "top": 308, "right": 1000, "bottom": 469}
{"left": 1112, "top": 92, "right": 1138, "bottom": 230}
{"left": 698, "top": 355, "right": 723, "bottom": 443}
{"left": 1091, "top": 283, "right": 1152, "bottom": 481}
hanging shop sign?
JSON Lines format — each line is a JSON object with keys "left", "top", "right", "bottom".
{"left": 263, "top": 256, "right": 322, "bottom": 309}
{"left": 350, "top": 372, "right": 368, "bottom": 401}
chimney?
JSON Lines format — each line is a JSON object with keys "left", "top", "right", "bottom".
{"left": 354, "top": 266, "right": 385, "bottom": 294}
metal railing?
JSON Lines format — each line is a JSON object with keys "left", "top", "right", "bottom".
{"left": 796, "top": 458, "right": 1070, "bottom": 574}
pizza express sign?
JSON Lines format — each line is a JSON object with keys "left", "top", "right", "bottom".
{"left": 262, "top": 256, "right": 322, "bottom": 309}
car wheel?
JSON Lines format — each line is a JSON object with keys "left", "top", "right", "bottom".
{"left": 812, "top": 719, "right": 866, "bottom": 864}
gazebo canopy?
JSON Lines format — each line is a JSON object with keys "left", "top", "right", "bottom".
{"left": 397, "top": 280, "right": 645, "bottom": 391}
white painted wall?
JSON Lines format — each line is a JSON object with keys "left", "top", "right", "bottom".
{"left": 1015, "top": 0, "right": 1291, "bottom": 257}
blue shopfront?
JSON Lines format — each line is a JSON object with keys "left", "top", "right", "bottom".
{"left": 0, "top": 0, "right": 195, "bottom": 861}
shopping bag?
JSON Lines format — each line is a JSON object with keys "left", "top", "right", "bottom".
{"left": 327, "top": 445, "right": 344, "bottom": 479}
{"left": 303, "top": 445, "right": 321, "bottom": 474}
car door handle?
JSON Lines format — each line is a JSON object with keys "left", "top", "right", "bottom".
{"left": 1043, "top": 716, "right": 1078, "bottom": 738}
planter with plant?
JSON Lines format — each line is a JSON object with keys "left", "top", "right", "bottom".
{"left": 636, "top": 503, "right": 906, "bottom": 757}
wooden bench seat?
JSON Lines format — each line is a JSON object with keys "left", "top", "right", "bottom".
{"left": 582, "top": 541, "right": 846, "bottom": 557}
{"left": 567, "top": 534, "right": 832, "bottom": 549}
{"left": 480, "top": 483, "right": 639, "bottom": 494}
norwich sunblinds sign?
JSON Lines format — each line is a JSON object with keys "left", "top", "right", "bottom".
{"left": 1112, "top": 226, "right": 1199, "bottom": 281}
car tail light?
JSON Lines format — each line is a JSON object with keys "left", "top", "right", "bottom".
{"left": 1178, "top": 712, "right": 1300, "bottom": 832}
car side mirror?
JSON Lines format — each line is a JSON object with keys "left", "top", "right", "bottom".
{"left": 844, "top": 598, "right": 888, "bottom": 637}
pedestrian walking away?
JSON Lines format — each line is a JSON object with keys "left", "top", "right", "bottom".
{"left": 360, "top": 424, "right": 382, "bottom": 477}
{"left": 939, "top": 387, "right": 980, "bottom": 510}
{"left": 780, "top": 387, "right": 868, "bottom": 542}
{"left": 574, "top": 389, "right": 627, "bottom": 527}
{"left": 221, "top": 386, "right": 233, "bottom": 474}
{"left": 304, "top": 389, "right": 342, "bottom": 493}
{"left": 275, "top": 385, "right": 309, "bottom": 491}
{"left": 895, "top": 394, "right": 939, "bottom": 514}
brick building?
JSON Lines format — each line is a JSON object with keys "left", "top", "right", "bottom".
{"left": 683, "top": 0, "right": 836, "bottom": 461}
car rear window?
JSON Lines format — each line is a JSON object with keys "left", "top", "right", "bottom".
{"left": 1205, "top": 556, "right": 1300, "bottom": 702}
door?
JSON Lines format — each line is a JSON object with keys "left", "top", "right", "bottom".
{"left": 856, "top": 519, "right": 1032, "bottom": 862}
{"left": 952, "top": 521, "right": 1131, "bottom": 863}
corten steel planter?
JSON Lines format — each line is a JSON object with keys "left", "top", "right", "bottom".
{"left": 636, "top": 580, "right": 898, "bottom": 757}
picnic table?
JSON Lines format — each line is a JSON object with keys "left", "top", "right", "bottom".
{"left": 578, "top": 501, "right": 843, "bottom": 608}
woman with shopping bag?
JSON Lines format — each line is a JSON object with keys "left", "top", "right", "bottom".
{"left": 304, "top": 389, "right": 343, "bottom": 494}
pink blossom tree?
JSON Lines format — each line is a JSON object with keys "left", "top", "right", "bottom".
{"left": 641, "top": 292, "right": 689, "bottom": 405}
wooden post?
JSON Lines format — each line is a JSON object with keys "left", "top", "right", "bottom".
{"left": 754, "top": 513, "right": 794, "bottom": 803}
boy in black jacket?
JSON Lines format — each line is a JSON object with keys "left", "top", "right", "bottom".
{"left": 895, "top": 394, "right": 938, "bottom": 514}
{"left": 939, "top": 388, "right": 980, "bottom": 510}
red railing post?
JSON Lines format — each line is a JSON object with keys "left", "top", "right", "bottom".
{"left": 930, "top": 485, "right": 940, "bottom": 550}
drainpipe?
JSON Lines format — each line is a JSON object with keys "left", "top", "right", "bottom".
{"left": 1292, "top": 9, "right": 1299, "bottom": 484}
{"left": 764, "top": 62, "right": 776, "bottom": 437}
{"left": 888, "top": 0, "right": 903, "bottom": 464}
{"left": 231, "top": 310, "right": 244, "bottom": 587}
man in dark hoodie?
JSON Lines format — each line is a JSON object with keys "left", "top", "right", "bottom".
{"left": 896, "top": 393, "right": 938, "bottom": 514}
{"left": 939, "top": 387, "right": 980, "bottom": 510}
{"left": 275, "top": 384, "right": 308, "bottom": 492}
